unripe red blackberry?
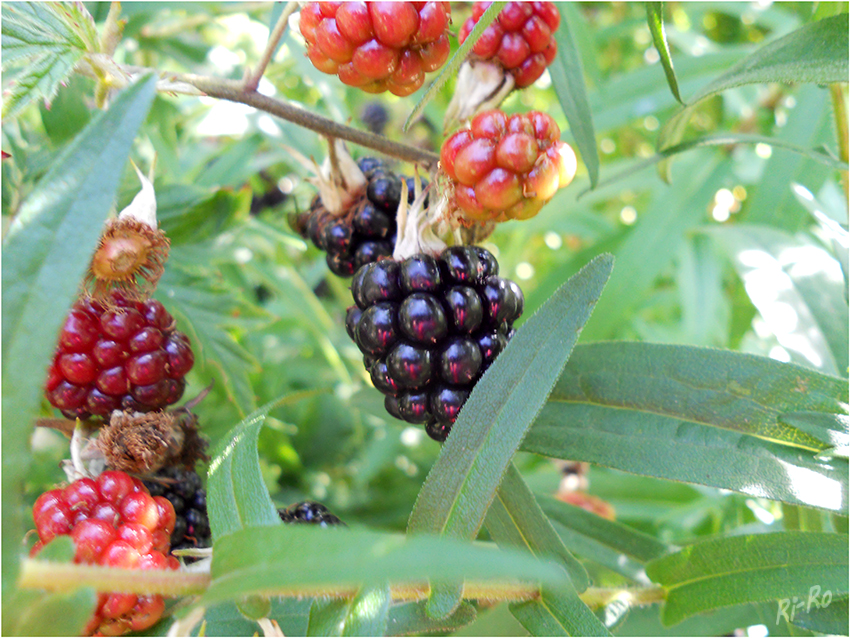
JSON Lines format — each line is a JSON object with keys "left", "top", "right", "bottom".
{"left": 45, "top": 292, "right": 194, "bottom": 421}
{"left": 440, "top": 110, "right": 577, "bottom": 223}
{"left": 300, "top": 2, "right": 452, "bottom": 96}
{"left": 295, "top": 158, "right": 429, "bottom": 277}
{"left": 347, "top": 246, "right": 523, "bottom": 442}
{"left": 143, "top": 467, "right": 210, "bottom": 561}
{"left": 278, "top": 501, "right": 345, "bottom": 527}
{"left": 459, "top": 2, "right": 560, "bottom": 88}
{"left": 30, "top": 471, "right": 178, "bottom": 636}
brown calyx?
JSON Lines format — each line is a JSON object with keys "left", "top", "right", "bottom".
{"left": 85, "top": 218, "right": 170, "bottom": 303}
{"left": 97, "top": 408, "right": 208, "bottom": 475}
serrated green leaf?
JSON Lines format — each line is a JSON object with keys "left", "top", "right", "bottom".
{"left": 486, "top": 464, "right": 608, "bottom": 636}
{"left": 0, "top": 74, "right": 156, "bottom": 599}
{"left": 403, "top": 2, "right": 504, "bottom": 132}
{"left": 646, "top": 532, "right": 848, "bottom": 626}
{"left": 522, "top": 343, "right": 849, "bottom": 513}
{"left": 645, "top": 3, "right": 683, "bottom": 105}
{"left": 207, "top": 390, "right": 327, "bottom": 540}
{"left": 407, "top": 255, "right": 613, "bottom": 613}
{"left": 1, "top": 2, "right": 99, "bottom": 119}
{"left": 703, "top": 224, "right": 848, "bottom": 376}
{"left": 205, "top": 527, "right": 572, "bottom": 605}
{"left": 550, "top": 8, "right": 599, "bottom": 188}
{"left": 538, "top": 497, "right": 670, "bottom": 582}
{"left": 5, "top": 588, "right": 97, "bottom": 637}
{"left": 385, "top": 601, "right": 477, "bottom": 636}
{"left": 657, "top": 14, "right": 849, "bottom": 179}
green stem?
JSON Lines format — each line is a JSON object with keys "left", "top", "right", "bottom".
{"left": 19, "top": 559, "right": 665, "bottom": 609}
{"left": 243, "top": 2, "right": 299, "bottom": 92}
{"left": 830, "top": 83, "right": 849, "bottom": 203}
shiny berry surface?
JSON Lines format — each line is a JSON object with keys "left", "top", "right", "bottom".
{"left": 347, "top": 246, "right": 523, "bottom": 441}
{"left": 143, "top": 467, "right": 210, "bottom": 562}
{"left": 301, "top": 2, "right": 451, "bottom": 96}
{"left": 45, "top": 292, "right": 194, "bottom": 421}
{"left": 30, "top": 472, "right": 177, "bottom": 636}
{"left": 278, "top": 501, "right": 345, "bottom": 527}
{"left": 441, "top": 110, "right": 577, "bottom": 223}
{"left": 459, "top": 1, "right": 560, "bottom": 88}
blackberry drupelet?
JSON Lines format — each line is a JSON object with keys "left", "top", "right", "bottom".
{"left": 278, "top": 501, "right": 344, "bottom": 527}
{"left": 294, "top": 157, "right": 428, "bottom": 277}
{"left": 346, "top": 245, "right": 523, "bottom": 442}
{"left": 143, "top": 467, "right": 210, "bottom": 560}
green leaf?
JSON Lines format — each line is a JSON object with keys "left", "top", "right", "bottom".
{"left": 307, "top": 599, "right": 351, "bottom": 637}
{"left": 156, "top": 261, "right": 268, "bottom": 416}
{"left": 199, "top": 599, "right": 312, "bottom": 637}
{"left": 385, "top": 601, "right": 477, "bottom": 636}
{"left": 486, "top": 464, "right": 609, "bottom": 636}
{"left": 658, "top": 14, "right": 849, "bottom": 179}
{"left": 537, "top": 497, "right": 669, "bottom": 582}
{"left": 645, "top": 3, "right": 683, "bottom": 105}
{"left": 205, "top": 527, "right": 572, "bottom": 605}
{"left": 646, "top": 532, "right": 849, "bottom": 626}
{"left": 342, "top": 585, "right": 390, "bottom": 637}
{"left": 583, "top": 132, "right": 848, "bottom": 196}
{"left": 207, "top": 390, "right": 327, "bottom": 540}
{"left": 522, "top": 342, "right": 849, "bottom": 513}
{"left": 1, "top": 2, "right": 98, "bottom": 119}
{"left": 407, "top": 255, "right": 613, "bottom": 611}
{"left": 488, "top": 465, "right": 589, "bottom": 591}
{"left": 4, "top": 588, "right": 97, "bottom": 637}
{"left": 0, "top": 74, "right": 156, "bottom": 598}
{"left": 703, "top": 224, "right": 849, "bottom": 376}
{"left": 792, "top": 594, "right": 849, "bottom": 635}
{"left": 403, "top": 2, "right": 504, "bottom": 132}
{"left": 156, "top": 185, "right": 252, "bottom": 246}
{"left": 550, "top": 9, "right": 599, "bottom": 188}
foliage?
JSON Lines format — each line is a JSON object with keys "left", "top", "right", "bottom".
{"left": 2, "top": 2, "right": 848, "bottom": 637}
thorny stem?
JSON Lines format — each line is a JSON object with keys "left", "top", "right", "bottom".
{"left": 830, "top": 83, "right": 849, "bottom": 203}
{"left": 19, "top": 559, "right": 666, "bottom": 608}
{"left": 242, "top": 2, "right": 299, "bottom": 92}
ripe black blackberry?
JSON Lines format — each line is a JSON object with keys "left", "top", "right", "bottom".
{"left": 143, "top": 467, "right": 210, "bottom": 560}
{"left": 278, "top": 501, "right": 344, "bottom": 527}
{"left": 293, "top": 157, "right": 427, "bottom": 277}
{"left": 346, "top": 245, "right": 523, "bottom": 442}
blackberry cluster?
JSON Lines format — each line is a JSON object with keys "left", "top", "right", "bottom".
{"left": 45, "top": 291, "right": 194, "bottom": 421}
{"left": 295, "top": 157, "right": 426, "bottom": 277}
{"left": 278, "top": 501, "right": 344, "bottom": 527}
{"left": 346, "top": 246, "right": 523, "bottom": 442}
{"left": 143, "top": 467, "right": 210, "bottom": 559}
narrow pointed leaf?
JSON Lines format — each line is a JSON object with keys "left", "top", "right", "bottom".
{"left": 550, "top": 8, "right": 599, "bottom": 188}
{"left": 645, "top": 3, "right": 683, "bottom": 104}
{"left": 385, "top": 601, "right": 477, "bottom": 636}
{"left": 510, "top": 588, "right": 610, "bottom": 637}
{"left": 522, "top": 343, "right": 849, "bottom": 513}
{"left": 342, "top": 585, "right": 390, "bottom": 637}
{"left": 307, "top": 599, "right": 351, "bottom": 637}
{"left": 403, "top": 2, "right": 504, "bottom": 132}
{"left": 1, "top": 74, "right": 156, "bottom": 594}
{"left": 207, "top": 390, "right": 327, "bottom": 540}
{"left": 486, "top": 464, "right": 608, "bottom": 636}
{"left": 646, "top": 532, "right": 849, "bottom": 626}
{"left": 658, "top": 14, "right": 849, "bottom": 178}
{"left": 6, "top": 589, "right": 97, "bottom": 637}
{"left": 791, "top": 594, "right": 849, "bottom": 635}
{"left": 538, "top": 497, "right": 670, "bottom": 582}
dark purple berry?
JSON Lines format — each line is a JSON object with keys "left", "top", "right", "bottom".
{"left": 430, "top": 386, "right": 469, "bottom": 424}
{"left": 399, "top": 255, "right": 441, "bottom": 294}
{"left": 399, "top": 293, "right": 448, "bottom": 345}
{"left": 356, "top": 302, "right": 400, "bottom": 357}
{"left": 399, "top": 392, "right": 431, "bottom": 423}
{"left": 386, "top": 343, "right": 434, "bottom": 390}
{"left": 440, "top": 338, "right": 482, "bottom": 385}
{"left": 444, "top": 286, "right": 483, "bottom": 334}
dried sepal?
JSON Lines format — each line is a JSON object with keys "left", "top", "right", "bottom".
{"left": 84, "top": 165, "right": 169, "bottom": 302}
{"left": 393, "top": 174, "right": 447, "bottom": 260}
{"left": 443, "top": 61, "right": 514, "bottom": 134}
{"left": 97, "top": 410, "right": 183, "bottom": 474}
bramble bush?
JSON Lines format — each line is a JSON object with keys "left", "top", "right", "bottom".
{"left": 2, "top": 2, "right": 848, "bottom": 636}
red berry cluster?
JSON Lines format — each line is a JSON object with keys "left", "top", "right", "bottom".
{"left": 441, "top": 109, "right": 577, "bottom": 222}
{"left": 300, "top": 2, "right": 452, "bottom": 96}
{"left": 31, "top": 471, "right": 179, "bottom": 636}
{"left": 459, "top": 1, "right": 560, "bottom": 88}
{"left": 45, "top": 291, "right": 194, "bottom": 421}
